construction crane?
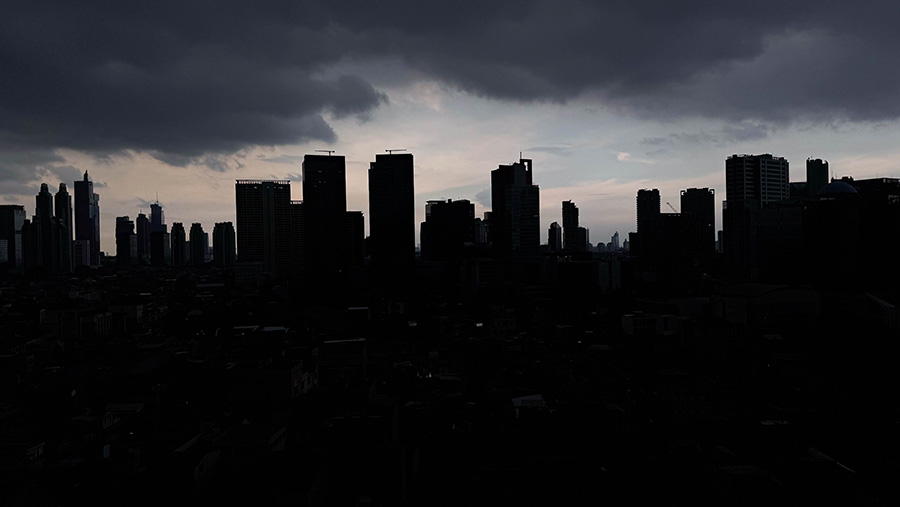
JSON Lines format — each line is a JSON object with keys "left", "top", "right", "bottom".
{"left": 666, "top": 202, "right": 678, "bottom": 213}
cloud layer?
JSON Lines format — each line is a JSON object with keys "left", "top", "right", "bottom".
{"left": 2, "top": 0, "right": 898, "bottom": 170}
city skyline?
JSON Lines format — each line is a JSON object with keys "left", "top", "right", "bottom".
{"left": 4, "top": 3, "right": 900, "bottom": 251}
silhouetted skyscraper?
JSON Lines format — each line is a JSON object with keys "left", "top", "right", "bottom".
{"left": 548, "top": 222, "right": 562, "bottom": 252}
{"left": 150, "top": 200, "right": 165, "bottom": 233}
{"left": 491, "top": 158, "right": 539, "bottom": 262}
{"left": 115, "top": 216, "right": 136, "bottom": 265}
{"left": 0, "top": 205, "right": 26, "bottom": 271}
{"left": 562, "top": 200, "right": 579, "bottom": 251}
{"left": 189, "top": 223, "right": 206, "bottom": 267}
{"left": 26, "top": 183, "right": 66, "bottom": 274}
{"left": 213, "top": 222, "right": 235, "bottom": 267}
{"left": 368, "top": 153, "right": 415, "bottom": 283}
{"left": 680, "top": 187, "right": 715, "bottom": 255}
{"left": 54, "top": 183, "right": 73, "bottom": 273}
{"left": 290, "top": 201, "right": 305, "bottom": 279}
{"left": 171, "top": 222, "right": 186, "bottom": 268}
{"left": 421, "top": 199, "right": 475, "bottom": 261}
{"left": 636, "top": 189, "right": 660, "bottom": 233}
{"left": 235, "top": 180, "right": 292, "bottom": 278}
{"left": 136, "top": 212, "right": 150, "bottom": 263}
{"left": 723, "top": 154, "right": 789, "bottom": 279}
{"left": 346, "top": 211, "right": 365, "bottom": 268}
{"left": 807, "top": 158, "right": 829, "bottom": 198}
{"left": 74, "top": 171, "right": 100, "bottom": 266}
{"left": 150, "top": 228, "right": 171, "bottom": 266}
{"left": 303, "top": 154, "right": 347, "bottom": 282}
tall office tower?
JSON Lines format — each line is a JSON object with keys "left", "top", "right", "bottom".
{"left": 346, "top": 211, "right": 365, "bottom": 267}
{"left": 491, "top": 158, "right": 540, "bottom": 262}
{"left": 0, "top": 205, "right": 26, "bottom": 271}
{"left": 723, "top": 154, "right": 789, "bottom": 278}
{"left": 368, "top": 153, "right": 415, "bottom": 281}
{"left": 54, "top": 183, "right": 73, "bottom": 273}
{"left": 807, "top": 158, "right": 829, "bottom": 198}
{"left": 136, "top": 213, "right": 150, "bottom": 263}
{"left": 115, "top": 216, "right": 136, "bottom": 265}
{"left": 150, "top": 229, "right": 171, "bottom": 267}
{"left": 235, "top": 180, "right": 292, "bottom": 278}
{"left": 302, "top": 154, "right": 347, "bottom": 281}
{"left": 725, "top": 154, "right": 789, "bottom": 204}
{"left": 420, "top": 199, "right": 475, "bottom": 261}
{"left": 681, "top": 187, "right": 716, "bottom": 255}
{"left": 548, "top": 222, "right": 562, "bottom": 252}
{"left": 189, "top": 223, "right": 206, "bottom": 267}
{"left": 150, "top": 200, "right": 166, "bottom": 233}
{"left": 27, "top": 183, "right": 64, "bottom": 274}
{"left": 212, "top": 222, "right": 236, "bottom": 267}
{"left": 290, "top": 201, "right": 305, "bottom": 278}
{"left": 611, "top": 231, "right": 619, "bottom": 251}
{"left": 636, "top": 189, "right": 660, "bottom": 233}
{"left": 74, "top": 171, "right": 100, "bottom": 266}
{"left": 171, "top": 222, "right": 186, "bottom": 268}
{"left": 562, "top": 200, "right": 579, "bottom": 251}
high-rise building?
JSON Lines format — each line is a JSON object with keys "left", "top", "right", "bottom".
{"left": 25, "top": 183, "right": 67, "bottom": 274}
{"left": 680, "top": 188, "right": 715, "bottom": 255}
{"left": 420, "top": 199, "right": 475, "bottom": 261}
{"left": 806, "top": 158, "right": 829, "bottom": 198}
{"left": 302, "top": 154, "right": 347, "bottom": 281}
{"left": 368, "top": 153, "right": 415, "bottom": 281}
{"left": 490, "top": 158, "right": 539, "bottom": 262}
{"left": 150, "top": 200, "right": 166, "bottom": 233}
{"left": 725, "top": 154, "right": 789, "bottom": 204}
{"left": 74, "top": 171, "right": 100, "bottom": 266}
{"left": 115, "top": 216, "right": 136, "bottom": 265}
{"left": 562, "top": 200, "right": 579, "bottom": 251}
{"left": 171, "top": 222, "right": 187, "bottom": 268}
{"left": 212, "top": 222, "right": 236, "bottom": 267}
{"left": 235, "top": 180, "right": 292, "bottom": 278}
{"left": 611, "top": 231, "right": 619, "bottom": 251}
{"left": 150, "top": 228, "right": 171, "bottom": 267}
{"left": 0, "top": 205, "right": 26, "bottom": 271}
{"left": 54, "top": 183, "right": 73, "bottom": 272}
{"left": 136, "top": 212, "right": 150, "bottom": 263}
{"left": 548, "top": 222, "right": 562, "bottom": 252}
{"left": 723, "top": 154, "right": 789, "bottom": 279}
{"left": 189, "top": 223, "right": 206, "bottom": 267}
{"left": 290, "top": 201, "right": 305, "bottom": 278}
{"left": 636, "top": 189, "right": 660, "bottom": 233}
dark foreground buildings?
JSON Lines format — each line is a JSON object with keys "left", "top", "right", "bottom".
{"left": 234, "top": 179, "right": 292, "bottom": 278}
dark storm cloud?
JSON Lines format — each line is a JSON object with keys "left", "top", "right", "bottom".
{"left": 2, "top": 0, "right": 898, "bottom": 168}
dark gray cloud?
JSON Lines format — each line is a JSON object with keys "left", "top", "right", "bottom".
{"left": 2, "top": 0, "right": 898, "bottom": 170}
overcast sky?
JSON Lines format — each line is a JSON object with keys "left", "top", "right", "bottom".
{"left": 3, "top": 1, "right": 900, "bottom": 250}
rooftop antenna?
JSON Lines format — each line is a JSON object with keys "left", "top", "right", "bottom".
{"left": 315, "top": 149, "right": 335, "bottom": 156}
{"left": 386, "top": 149, "right": 407, "bottom": 154}
{"left": 666, "top": 202, "right": 678, "bottom": 213}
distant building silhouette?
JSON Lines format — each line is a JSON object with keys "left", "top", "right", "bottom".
{"left": 420, "top": 199, "right": 475, "bottom": 262}
{"left": 548, "top": 221, "right": 562, "bottom": 252}
{"left": 290, "top": 201, "right": 305, "bottom": 279}
{"left": 74, "top": 171, "right": 100, "bottom": 267}
{"left": 723, "top": 154, "right": 789, "bottom": 279}
{"left": 54, "top": 183, "right": 73, "bottom": 272}
{"left": 189, "top": 223, "right": 206, "bottom": 267}
{"left": 150, "top": 200, "right": 166, "bottom": 233}
{"left": 171, "top": 222, "right": 186, "bottom": 268}
{"left": 213, "top": 222, "right": 236, "bottom": 267}
{"left": 0, "top": 205, "right": 26, "bottom": 271}
{"left": 491, "top": 158, "right": 539, "bottom": 262}
{"left": 302, "top": 154, "right": 347, "bottom": 283}
{"left": 115, "top": 216, "right": 136, "bottom": 265}
{"left": 150, "top": 228, "right": 171, "bottom": 266}
{"left": 680, "top": 188, "right": 715, "bottom": 255}
{"left": 368, "top": 153, "right": 415, "bottom": 285}
{"left": 234, "top": 180, "right": 292, "bottom": 278}
{"left": 562, "top": 200, "right": 578, "bottom": 251}
{"left": 136, "top": 212, "right": 150, "bottom": 263}
{"left": 633, "top": 189, "right": 661, "bottom": 257}
{"left": 806, "top": 158, "right": 829, "bottom": 199}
